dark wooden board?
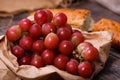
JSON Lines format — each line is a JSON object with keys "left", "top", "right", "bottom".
{"left": 93, "top": 48, "right": 120, "bottom": 80}
{"left": 0, "top": 0, "right": 120, "bottom": 80}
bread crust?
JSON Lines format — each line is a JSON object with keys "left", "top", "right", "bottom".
{"left": 49, "top": 8, "right": 90, "bottom": 19}
{"left": 92, "top": 18, "right": 120, "bottom": 49}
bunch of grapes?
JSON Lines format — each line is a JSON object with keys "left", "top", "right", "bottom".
{"left": 6, "top": 9, "right": 99, "bottom": 78}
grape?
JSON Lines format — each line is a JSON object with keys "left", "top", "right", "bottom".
{"left": 59, "top": 40, "right": 74, "bottom": 55}
{"left": 19, "top": 18, "right": 32, "bottom": 31}
{"left": 82, "top": 45, "right": 99, "bottom": 62}
{"left": 19, "top": 36, "right": 33, "bottom": 50}
{"left": 44, "top": 10, "right": 53, "bottom": 22}
{"left": 66, "top": 59, "right": 79, "bottom": 75}
{"left": 78, "top": 61, "right": 93, "bottom": 78}
{"left": 44, "top": 33, "right": 59, "bottom": 50}
{"left": 71, "top": 31, "right": 84, "bottom": 47}
{"left": 41, "top": 49, "right": 55, "bottom": 65}
{"left": 53, "top": 13, "right": 67, "bottom": 26}
{"left": 34, "top": 10, "right": 47, "bottom": 25}
{"left": 54, "top": 54, "right": 69, "bottom": 70}
{"left": 11, "top": 45, "right": 24, "bottom": 59}
{"left": 32, "top": 40, "right": 45, "bottom": 53}
{"left": 57, "top": 27, "right": 72, "bottom": 40}
{"left": 42, "top": 22, "right": 56, "bottom": 37}
{"left": 6, "top": 25, "right": 21, "bottom": 42}
{"left": 29, "top": 23, "right": 42, "bottom": 38}
{"left": 19, "top": 55, "right": 31, "bottom": 65}
{"left": 31, "top": 53, "right": 44, "bottom": 68}
{"left": 60, "top": 24, "right": 72, "bottom": 33}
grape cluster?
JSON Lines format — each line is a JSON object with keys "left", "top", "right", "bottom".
{"left": 6, "top": 9, "right": 99, "bottom": 78}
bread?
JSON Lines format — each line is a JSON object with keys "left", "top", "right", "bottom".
{"left": 27, "top": 8, "right": 94, "bottom": 31}
{"left": 92, "top": 18, "right": 120, "bottom": 49}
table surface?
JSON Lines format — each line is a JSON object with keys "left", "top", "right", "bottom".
{"left": 0, "top": 0, "right": 120, "bottom": 80}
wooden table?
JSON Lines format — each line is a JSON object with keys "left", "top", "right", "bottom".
{"left": 0, "top": 0, "right": 120, "bottom": 80}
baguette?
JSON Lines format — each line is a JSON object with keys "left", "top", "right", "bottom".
{"left": 28, "top": 8, "right": 94, "bottom": 31}
{"left": 92, "top": 18, "right": 120, "bottom": 49}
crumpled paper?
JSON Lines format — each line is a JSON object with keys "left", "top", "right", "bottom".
{"left": 0, "top": 60, "right": 20, "bottom": 80}
{"left": 0, "top": 35, "right": 20, "bottom": 80}
{"left": 0, "top": 29, "right": 112, "bottom": 80}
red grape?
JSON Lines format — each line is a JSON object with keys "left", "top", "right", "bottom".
{"left": 19, "top": 18, "right": 32, "bottom": 31}
{"left": 41, "top": 49, "right": 55, "bottom": 65}
{"left": 44, "top": 10, "right": 53, "bottom": 22}
{"left": 29, "top": 23, "right": 42, "bottom": 38}
{"left": 71, "top": 31, "right": 84, "bottom": 47}
{"left": 31, "top": 54, "right": 44, "bottom": 68}
{"left": 32, "top": 40, "right": 45, "bottom": 53}
{"left": 78, "top": 61, "right": 93, "bottom": 78}
{"left": 19, "top": 55, "right": 31, "bottom": 65}
{"left": 54, "top": 54, "right": 69, "bottom": 70}
{"left": 66, "top": 59, "right": 79, "bottom": 75}
{"left": 60, "top": 24, "right": 72, "bottom": 33}
{"left": 59, "top": 40, "right": 74, "bottom": 55}
{"left": 6, "top": 25, "right": 21, "bottom": 42}
{"left": 44, "top": 33, "right": 59, "bottom": 50}
{"left": 11, "top": 45, "right": 24, "bottom": 59}
{"left": 19, "top": 36, "right": 33, "bottom": 50}
{"left": 82, "top": 46, "right": 99, "bottom": 62}
{"left": 77, "top": 42, "right": 93, "bottom": 54}
{"left": 42, "top": 22, "right": 56, "bottom": 36}
{"left": 53, "top": 13, "right": 67, "bottom": 26}
{"left": 57, "top": 27, "right": 72, "bottom": 40}
{"left": 34, "top": 10, "right": 47, "bottom": 25}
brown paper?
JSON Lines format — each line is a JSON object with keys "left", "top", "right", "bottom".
{"left": 0, "top": 35, "right": 20, "bottom": 80}
{"left": 0, "top": 60, "right": 20, "bottom": 80}
{"left": 0, "top": 30, "right": 112, "bottom": 80}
